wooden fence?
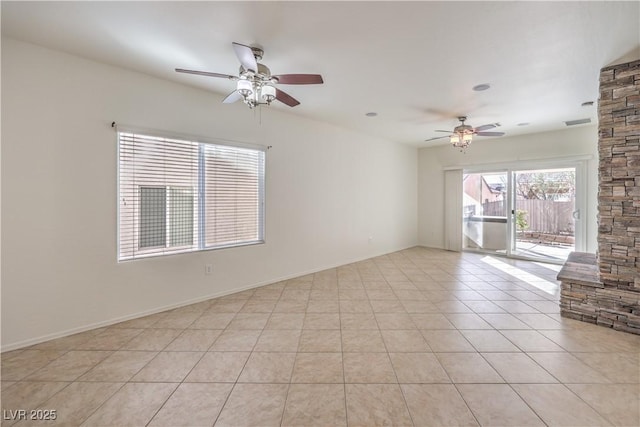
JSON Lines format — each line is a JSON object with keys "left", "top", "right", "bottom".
{"left": 481, "top": 199, "right": 574, "bottom": 235}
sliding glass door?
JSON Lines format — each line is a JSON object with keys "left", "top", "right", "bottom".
{"left": 512, "top": 168, "right": 576, "bottom": 261}
{"left": 462, "top": 164, "right": 581, "bottom": 263}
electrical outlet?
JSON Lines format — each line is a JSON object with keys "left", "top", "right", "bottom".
{"left": 205, "top": 264, "right": 213, "bottom": 275}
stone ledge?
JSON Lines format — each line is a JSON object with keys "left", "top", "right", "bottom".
{"left": 557, "top": 252, "right": 602, "bottom": 288}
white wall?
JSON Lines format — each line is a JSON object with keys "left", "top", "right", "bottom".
{"left": 418, "top": 126, "right": 598, "bottom": 252}
{"left": 1, "top": 38, "right": 418, "bottom": 350}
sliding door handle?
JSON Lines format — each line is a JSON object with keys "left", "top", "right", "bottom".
{"left": 572, "top": 210, "right": 580, "bottom": 220}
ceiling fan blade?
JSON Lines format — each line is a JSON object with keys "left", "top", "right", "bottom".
{"left": 222, "top": 90, "right": 243, "bottom": 104}
{"left": 232, "top": 42, "right": 258, "bottom": 73}
{"left": 175, "top": 68, "right": 237, "bottom": 80}
{"left": 275, "top": 88, "right": 300, "bottom": 107}
{"left": 475, "top": 131, "right": 505, "bottom": 137}
{"left": 273, "top": 74, "right": 324, "bottom": 85}
{"left": 434, "top": 130, "right": 453, "bottom": 133}
{"left": 474, "top": 124, "right": 497, "bottom": 132}
{"left": 425, "top": 136, "right": 450, "bottom": 142}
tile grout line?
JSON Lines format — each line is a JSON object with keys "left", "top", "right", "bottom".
{"left": 211, "top": 295, "right": 261, "bottom": 427}
{"left": 338, "top": 273, "right": 349, "bottom": 427}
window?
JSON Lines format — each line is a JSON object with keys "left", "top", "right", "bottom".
{"left": 137, "top": 186, "right": 195, "bottom": 250}
{"left": 118, "top": 131, "right": 265, "bottom": 261}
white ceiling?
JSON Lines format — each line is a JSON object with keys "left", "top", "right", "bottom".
{"left": 2, "top": 1, "right": 639, "bottom": 147}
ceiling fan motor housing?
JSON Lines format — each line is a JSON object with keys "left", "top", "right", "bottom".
{"left": 240, "top": 63, "right": 272, "bottom": 80}
{"left": 454, "top": 116, "right": 474, "bottom": 134}
{"left": 454, "top": 124, "right": 474, "bottom": 134}
{"left": 250, "top": 46, "right": 264, "bottom": 61}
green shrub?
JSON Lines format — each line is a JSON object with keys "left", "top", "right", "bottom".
{"left": 516, "top": 210, "right": 528, "bottom": 231}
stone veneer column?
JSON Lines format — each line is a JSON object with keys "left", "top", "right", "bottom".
{"left": 596, "top": 59, "right": 640, "bottom": 332}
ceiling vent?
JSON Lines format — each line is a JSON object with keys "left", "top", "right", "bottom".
{"left": 564, "top": 118, "right": 591, "bottom": 126}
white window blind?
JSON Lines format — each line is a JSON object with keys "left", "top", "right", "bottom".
{"left": 118, "top": 131, "right": 265, "bottom": 261}
{"left": 203, "top": 144, "right": 264, "bottom": 248}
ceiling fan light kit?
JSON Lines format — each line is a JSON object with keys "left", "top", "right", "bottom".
{"left": 450, "top": 132, "right": 473, "bottom": 150}
{"left": 176, "top": 42, "right": 324, "bottom": 109}
{"left": 235, "top": 78, "right": 277, "bottom": 107}
{"left": 236, "top": 79, "right": 253, "bottom": 96}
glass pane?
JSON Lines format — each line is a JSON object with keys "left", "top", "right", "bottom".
{"left": 169, "top": 187, "right": 194, "bottom": 247}
{"left": 514, "top": 168, "right": 575, "bottom": 261}
{"left": 139, "top": 186, "right": 166, "bottom": 249}
{"left": 462, "top": 172, "right": 508, "bottom": 253}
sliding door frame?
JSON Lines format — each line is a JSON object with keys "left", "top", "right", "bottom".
{"left": 455, "top": 156, "right": 588, "bottom": 262}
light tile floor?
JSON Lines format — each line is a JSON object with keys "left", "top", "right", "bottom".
{"left": 2, "top": 247, "right": 639, "bottom": 426}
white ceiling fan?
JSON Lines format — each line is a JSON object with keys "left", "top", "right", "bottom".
{"left": 425, "top": 116, "right": 505, "bottom": 149}
{"left": 176, "top": 42, "right": 324, "bottom": 109}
